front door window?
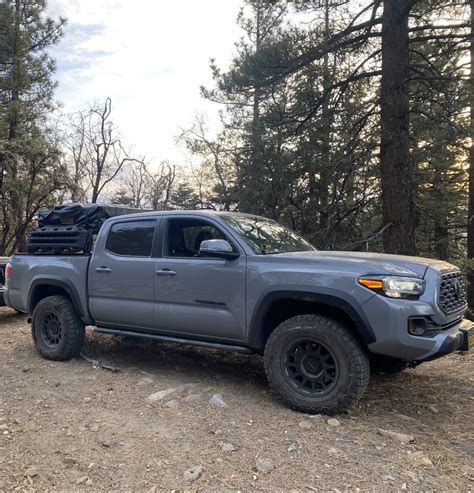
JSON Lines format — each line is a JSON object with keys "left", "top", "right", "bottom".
{"left": 166, "top": 218, "right": 226, "bottom": 258}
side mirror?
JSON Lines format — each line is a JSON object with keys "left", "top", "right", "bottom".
{"left": 199, "top": 239, "right": 240, "bottom": 260}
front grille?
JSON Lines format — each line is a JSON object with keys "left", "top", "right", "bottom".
{"left": 438, "top": 271, "right": 467, "bottom": 315}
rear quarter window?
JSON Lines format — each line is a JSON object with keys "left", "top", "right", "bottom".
{"left": 105, "top": 221, "right": 155, "bottom": 257}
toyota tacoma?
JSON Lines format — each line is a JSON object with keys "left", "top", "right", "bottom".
{"left": 4, "top": 210, "right": 473, "bottom": 414}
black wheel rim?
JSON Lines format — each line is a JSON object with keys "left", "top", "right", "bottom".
{"left": 282, "top": 338, "right": 339, "bottom": 396}
{"left": 40, "top": 312, "right": 63, "bottom": 347}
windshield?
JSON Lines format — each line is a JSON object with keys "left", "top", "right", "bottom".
{"left": 221, "top": 215, "right": 316, "bottom": 255}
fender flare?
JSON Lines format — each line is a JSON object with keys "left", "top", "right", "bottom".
{"left": 27, "top": 277, "right": 86, "bottom": 319}
{"left": 248, "top": 289, "right": 376, "bottom": 348}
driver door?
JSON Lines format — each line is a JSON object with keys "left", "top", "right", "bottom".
{"left": 154, "top": 216, "right": 247, "bottom": 341}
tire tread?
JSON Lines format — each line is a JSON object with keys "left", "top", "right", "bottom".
{"left": 32, "top": 295, "right": 85, "bottom": 361}
{"left": 264, "top": 314, "right": 370, "bottom": 414}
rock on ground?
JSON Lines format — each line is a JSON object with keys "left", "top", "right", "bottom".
{"left": 378, "top": 428, "right": 415, "bottom": 445}
{"left": 219, "top": 441, "right": 237, "bottom": 452}
{"left": 255, "top": 458, "right": 274, "bottom": 474}
{"left": 75, "top": 476, "right": 89, "bottom": 485}
{"left": 209, "top": 394, "right": 226, "bottom": 407}
{"left": 146, "top": 383, "right": 199, "bottom": 403}
{"left": 183, "top": 465, "right": 203, "bottom": 483}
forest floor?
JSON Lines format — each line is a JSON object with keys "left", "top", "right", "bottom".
{"left": 0, "top": 307, "right": 473, "bottom": 491}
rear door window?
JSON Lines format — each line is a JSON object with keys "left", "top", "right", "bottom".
{"left": 105, "top": 221, "right": 155, "bottom": 257}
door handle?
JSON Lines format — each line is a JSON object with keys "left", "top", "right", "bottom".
{"left": 155, "top": 269, "right": 176, "bottom": 277}
{"left": 96, "top": 267, "right": 112, "bottom": 274}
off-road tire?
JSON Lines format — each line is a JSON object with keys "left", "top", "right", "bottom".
{"left": 370, "top": 355, "right": 407, "bottom": 375}
{"left": 264, "top": 314, "right": 370, "bottom": 415}
{"left": 32, "top": 295, "right": 85, "bottom": 361}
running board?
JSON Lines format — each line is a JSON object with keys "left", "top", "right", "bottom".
{"left": 95, "top": 327, "right": 254, "bottom": 354}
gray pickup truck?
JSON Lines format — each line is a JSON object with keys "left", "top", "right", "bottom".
{"left": 4, "top": 211, "right": 473, "bottom": 414}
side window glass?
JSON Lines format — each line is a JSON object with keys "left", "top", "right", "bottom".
{"left": 167, "top": 219, "right": 225, "bottom": 257}
{"left": 106, "top": 221, "right": 155, "bottom": 257}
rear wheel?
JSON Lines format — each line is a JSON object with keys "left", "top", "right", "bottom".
{"left": 32, "top": 295, "right": 85, "bottom": 360}
{"left": 264, "top": 314, "right": 370, "bottom": 414}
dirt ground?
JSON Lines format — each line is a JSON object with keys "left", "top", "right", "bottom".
{"left": 0, "top": 307, "right": 473, "bottom": 491}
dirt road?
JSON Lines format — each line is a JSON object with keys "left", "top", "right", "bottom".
{"left": 0, "top": 307, "right": 473, "bottom": 491}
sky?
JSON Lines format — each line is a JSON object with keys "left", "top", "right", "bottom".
{"left": 47, "top": 0, "right": 243, "bottom": 168}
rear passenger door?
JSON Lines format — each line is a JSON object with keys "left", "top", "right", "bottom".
{"left": 89, "top": 218, "right": 158, "bottom": 330}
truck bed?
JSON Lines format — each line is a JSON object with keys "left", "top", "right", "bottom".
{"left": 5, "top": 253, "right": 91, "bottom": 316}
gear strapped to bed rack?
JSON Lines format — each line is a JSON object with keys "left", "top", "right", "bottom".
{"left": 27, "top": 203, "right": 147, "bottom": 254}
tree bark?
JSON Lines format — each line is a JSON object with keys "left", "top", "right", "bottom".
{"left": 248, "top": 0, "right": 264, "bottom": 215}
{"left": 8, "top": 0, "right": 24, "bottom": 251}
{"left": 380, "top": 0, "right": 417, "bottom": 255}
{"left": 467, "top": 0, "right": 474, "bottom": 308}
{"left": 319, "top": 0, "right": 331, "bottom": 243}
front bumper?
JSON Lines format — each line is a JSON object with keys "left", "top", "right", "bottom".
{"left": 422, "top": 319, "right": 473, "bottom": 361}
{"left": 364, "top": 293, "right": 472, "bottom": 361}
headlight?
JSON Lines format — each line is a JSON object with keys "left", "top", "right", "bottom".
{"left": 358, "top": 276, "right": 425, "bottom": 299}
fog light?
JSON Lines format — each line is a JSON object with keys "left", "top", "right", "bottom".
{"left": 408, "top": 318, "right": 427, "bottom": 336}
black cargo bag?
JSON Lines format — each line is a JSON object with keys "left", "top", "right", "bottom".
{"left": 37, "top": 203, "right": 143, "bottom": 234}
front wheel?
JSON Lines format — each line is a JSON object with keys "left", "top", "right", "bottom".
{"left": 31, "top": 295, "right": 85, "bottom": 361}
{"left": 264, "top": 315, "right": 370, "bottom": 415}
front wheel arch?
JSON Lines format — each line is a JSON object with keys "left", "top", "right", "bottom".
{"left": 249, "top": 290, "right": 376, "bottom": 350}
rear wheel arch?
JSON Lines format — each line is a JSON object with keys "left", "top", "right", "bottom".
{"left": 28, "top": 279, "right": 84, "bottom": 318}
{"left": 249, "top": 290, "right": 375, "bottom": 350}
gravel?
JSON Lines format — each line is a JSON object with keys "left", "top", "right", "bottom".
{"left": 0, "top": 308, "right": 472, "bottom": 491}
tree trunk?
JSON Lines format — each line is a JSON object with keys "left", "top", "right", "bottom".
{"left": 467, "top": 0, "right": 474, "bottom": 309}
{"left": 249, "top": 1, "right": 264, "bottom": 215}
{"left": 7, "top": 0, "right": 24, "bottom": 253}
{"left": 434, "top": 222, "right": 449, "bottom": 260}
{"left": 238, "top": 0, "right": 266, "bottom": 216}
{"left": 380, "top": 0, "right": 416, "bottom": 255}
{"left": 319, "top": 0, "right": 331, "bottom": 245}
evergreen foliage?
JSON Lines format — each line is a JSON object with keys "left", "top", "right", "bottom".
{"left": 0, "top": 0, "right": 472, "bottom": 312}
{"left": 0, "top": 0, "right": 65, "bottom": 254}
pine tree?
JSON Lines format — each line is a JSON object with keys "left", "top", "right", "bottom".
{"left": 204, "top": 0, "right": 470, "bottom": 256}
{"left": 202, "top": 0, "right": 288, "bottom": 217}
{"left": 410, "top": 3, "right": 470, "bottom": 262}
{"left": 202, "top": 2, "right": 381, "bottom": 248}
{"left": 0, "top": 0, "right": 65, "bottom": 254}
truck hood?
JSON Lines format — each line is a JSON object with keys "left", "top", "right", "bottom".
{"left": 275, "top": 250, "right": 456, "bottom": 278}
